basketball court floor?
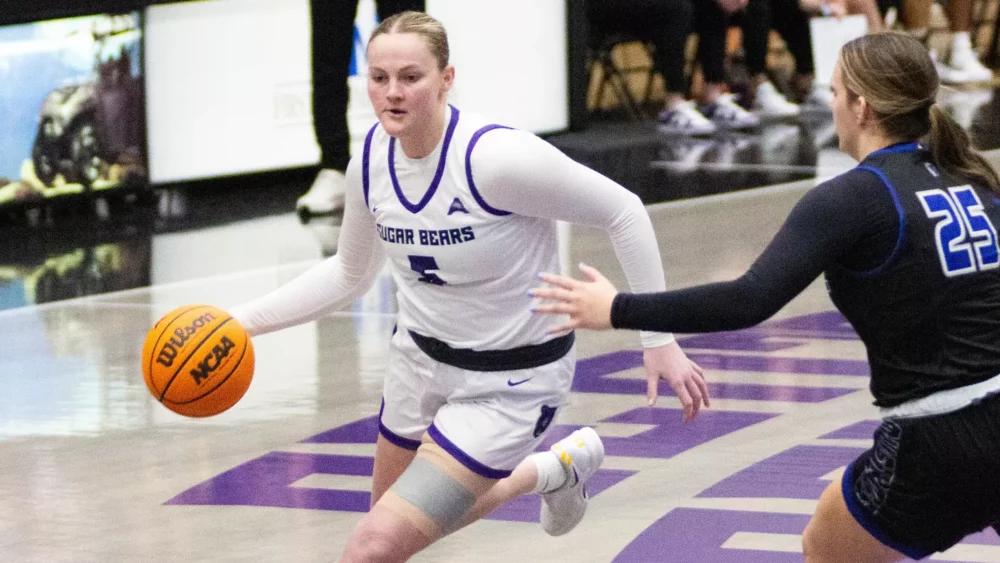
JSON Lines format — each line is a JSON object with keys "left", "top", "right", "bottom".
{"left": 2, "top": 101, "right": 1000, "bottom": 561}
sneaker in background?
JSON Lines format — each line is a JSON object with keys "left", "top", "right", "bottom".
{"left": 751, "top": 81, "right": 800, "bottom": 118}
{"left": 699, "top": 94, "right": 761, "bottom": 130}
{"left": 296, "top": 168, "right": 346, "bottom": 219}
{"left": 657, "top": 102, "right": 718, "bottom": 136}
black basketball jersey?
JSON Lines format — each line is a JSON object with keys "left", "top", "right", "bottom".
{"left": 826, "top": 143, "right": 1000, "bottom": 407}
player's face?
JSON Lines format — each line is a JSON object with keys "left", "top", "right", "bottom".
{"left": 830, "top": 60, "right": 859, "bottom": 159}
{"left": 367, "top": 32, "right": 454, "bottom": 140}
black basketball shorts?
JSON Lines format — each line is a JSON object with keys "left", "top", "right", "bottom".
{"left": 843, "top": 392, "right": 1000, "bottom": 559}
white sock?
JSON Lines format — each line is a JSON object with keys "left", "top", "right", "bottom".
{"left": 530, "top": 452, "right": 568, "bottom": 494}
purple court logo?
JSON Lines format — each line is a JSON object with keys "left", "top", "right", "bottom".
{"left": 164, "top": 311, "right": 998, "bottom": 561}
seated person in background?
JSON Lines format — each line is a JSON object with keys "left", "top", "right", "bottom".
{"left": 534, "top": 32, "right": 1000, "bottom": 563}
{"left": 936, "top": 0, "right": 994, "bottom": 83}
{"left": 743, "top": 0, "right": 883, "bottom": 114}
{"left": 587, "top": 0, "right": 712, "bottom": 134}
{"left": 659, "top": 0, "right": 761, "bottom": 134}
{"left": 875, "top": 0, "right": 993, "bottom": 83}
{"left": 740, "top": 0, "right": 835, "bottom": 117}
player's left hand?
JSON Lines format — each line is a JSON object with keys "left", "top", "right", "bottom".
{"left": 530, "top": 263, "right": 618, "bottom": 335}
{"left": 643, "top": 342, "right": 710, "bottom": 422}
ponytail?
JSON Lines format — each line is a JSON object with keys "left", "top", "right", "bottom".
{"left": 927, "top": 104, "right": 1000, "bottom": 195}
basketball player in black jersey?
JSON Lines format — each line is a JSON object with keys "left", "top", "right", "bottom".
{"left": 532, "top": 33, "right": 1000, "bottom": 562}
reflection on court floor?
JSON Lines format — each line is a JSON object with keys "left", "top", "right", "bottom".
{"left": 4, "top": 165, "right": 1000, "bottom": 562}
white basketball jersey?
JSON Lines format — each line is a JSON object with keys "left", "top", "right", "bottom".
{"left": 362, "top": 106, "right": 559, "bottom": 350}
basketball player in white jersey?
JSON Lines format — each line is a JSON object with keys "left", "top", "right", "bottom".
{"left": 230, "top": 11, "right": 709, "bottom": 562}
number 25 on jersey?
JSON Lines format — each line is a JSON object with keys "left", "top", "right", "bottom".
{"left": 917, "top": 185, "right": 1000, "bottom": 277}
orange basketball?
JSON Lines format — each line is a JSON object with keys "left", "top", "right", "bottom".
{"left": 141, "top": 304, "right": 254, "bottom": 417}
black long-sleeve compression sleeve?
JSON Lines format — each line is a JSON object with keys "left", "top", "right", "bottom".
{"left": 610, "top": 169, "right": 898, "bottom": 333}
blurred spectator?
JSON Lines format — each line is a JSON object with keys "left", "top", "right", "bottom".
{"left": 741, "top": 0, "right": 886, "bottom": 118}
{"left": 938, "top": 0, "right": 994, "bottom": 83}
{"left": 740, "top": 0, "right": 812, "bottom": 118}
{"left": 587, "top": 0, "right": 711, "bottom": 133}
{"left": 659, "top": 0, "right": 760, "bottom": 135}
{"left": 296, "top": 0, "right": 425, "bottom": 218}
{"left": 876, "top": 0, "right": 993, "bottom": 83}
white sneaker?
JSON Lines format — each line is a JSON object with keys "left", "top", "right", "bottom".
{"left": 540, "top": 427, "right": 605, "bottom": 536}
{"left": 947, "top": 46, "right": 994, "bottom": 84}
{"left": 657, "top": 102, "right": 717, "bottom": 136}
{"left": 699, "top": 94, "right": 761, "bottom": 130}
{"left": 296, "top": 168, "right": 346, "bottom": 217}
{"left": 751, "top": 82, "right": 800, "bottom": 118}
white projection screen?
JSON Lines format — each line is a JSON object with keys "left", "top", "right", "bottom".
{"left": 144, "top": 0, "right": 567, "bottom": 183}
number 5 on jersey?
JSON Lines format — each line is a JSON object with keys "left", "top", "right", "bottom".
{"left": 917, "top": 185, "right": 1000, "bottom": 277}
{"left": 408, "top": 255, "right": 447, "bottom": 285}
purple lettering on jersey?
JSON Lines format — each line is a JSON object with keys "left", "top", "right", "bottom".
{"left": 375, "top": 224, "right": 416, "bottom": 245}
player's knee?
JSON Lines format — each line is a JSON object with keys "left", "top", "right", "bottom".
{"left": 341, "top": 519, "right": 401, "bottom": 563}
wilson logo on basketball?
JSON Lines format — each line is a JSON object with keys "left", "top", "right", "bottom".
{"left": 155, "top": 313, "right": 216, "bottom": 367}
{"left": 189, "top": 335, "right": 237, "bottom": 385}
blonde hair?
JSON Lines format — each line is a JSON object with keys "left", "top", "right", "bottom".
{"left": 368, "top": 11, "right": 449, "bottom": 70}
{"left": 840, "top": 32, "right": 999, "bottom": 194}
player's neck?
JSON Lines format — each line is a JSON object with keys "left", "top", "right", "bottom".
{"left": 397, "top": 105, "right": 448, "bottom": 160}
{"left": 854, "top": 132, "right": 907, "bottom": 162}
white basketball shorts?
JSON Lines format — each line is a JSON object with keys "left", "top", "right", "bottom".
{"left": 378, "top": 328, "right": 575, "bottom": 479}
